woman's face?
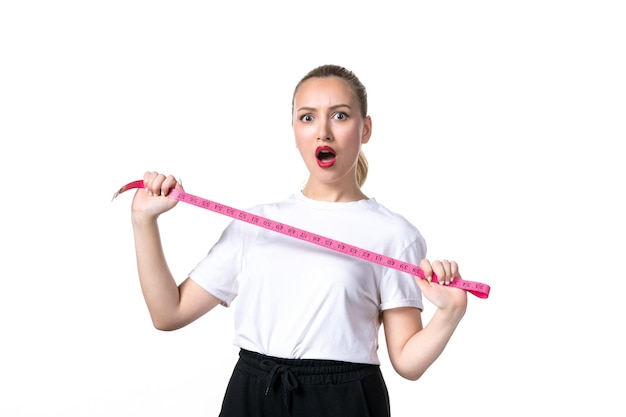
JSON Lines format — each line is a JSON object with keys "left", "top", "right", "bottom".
{"left": 292, "top": 76, "right": 371, "bottom": 189}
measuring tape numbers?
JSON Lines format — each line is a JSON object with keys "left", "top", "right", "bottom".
{"left": 113, "top": 180, "right": 491, "bottom": 299}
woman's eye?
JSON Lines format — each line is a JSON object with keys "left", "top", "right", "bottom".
{"left": 300, "top": 114, "right": 313, "bottom": 122}
{"left": 333, "top": 112, "right": 348, "bottom": 120}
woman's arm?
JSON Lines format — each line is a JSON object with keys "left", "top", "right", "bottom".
{"left": 131, "top": 172, "right": 222, "bottom": 331}
{"left": 382, "top": 259, "right": 467, "bottom": 380}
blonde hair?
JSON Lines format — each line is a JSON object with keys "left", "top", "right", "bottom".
{"left": 355, "top": 151, "right": 368, "bottom": 188}
{"left": 293, "top": 64, "right": 370, "bottom": 188}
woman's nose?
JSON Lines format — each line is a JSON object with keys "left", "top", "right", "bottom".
{"left": 317, "top": 120, "right": 332, "bottom": 141}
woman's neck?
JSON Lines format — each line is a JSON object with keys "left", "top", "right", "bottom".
{"left": 301, "top": 180, "right": 368, "bottom": 202}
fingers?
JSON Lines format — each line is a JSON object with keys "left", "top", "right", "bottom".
{"left": 418, "top": 258, "right": 461, "bottom": 285}
{"left": 143, "top": 171, "right": 179, "bottom": 197}
{"left": 418, "top": 258, "right": 434, "bottom": 283}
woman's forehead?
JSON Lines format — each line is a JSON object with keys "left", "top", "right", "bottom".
{"left": 294, "top": 76, "right": 357, "bottom": 108}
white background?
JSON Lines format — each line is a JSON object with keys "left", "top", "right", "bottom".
{"left": 1, "top": 1, "right": 624, "bottom": 416}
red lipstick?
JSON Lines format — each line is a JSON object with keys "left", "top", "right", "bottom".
{"left": 315, "top": 146, "right": 336, "bottom": 168}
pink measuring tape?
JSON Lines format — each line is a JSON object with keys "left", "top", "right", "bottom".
{"left": 113, "top": 180, "right": 491, "bottom": 299}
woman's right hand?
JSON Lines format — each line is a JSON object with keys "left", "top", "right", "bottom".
{"left": 131, "top": 171, "right": 184, "bottom": 220}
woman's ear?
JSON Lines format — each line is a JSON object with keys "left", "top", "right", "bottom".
{"left": 361, "top": 116, "right": 372, "bottom": 144}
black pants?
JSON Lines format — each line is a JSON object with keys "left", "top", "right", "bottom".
{"left": 219, "top": 349, "right": 391, "bottom": 417}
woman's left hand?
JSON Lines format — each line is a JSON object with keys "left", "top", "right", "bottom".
{"left": 415, "top": 259, "right": 468, "bottom": 314}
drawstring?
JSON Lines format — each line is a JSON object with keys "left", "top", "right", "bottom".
{"left": 261, "top": 359, "right": 300, "bottom": 412}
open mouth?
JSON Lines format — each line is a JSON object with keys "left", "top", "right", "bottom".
{"left": 316, "top": 146, "right": 336, "bottom": 168}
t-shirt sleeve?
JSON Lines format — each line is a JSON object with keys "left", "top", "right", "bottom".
{"left": 188, "top": 220, "right": 247, "bottom": 307}
{"left": 379, "top": 233, "right": 427, "bottom": 311}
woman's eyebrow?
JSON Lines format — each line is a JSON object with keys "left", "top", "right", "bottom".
{"left": 296, "top": 103, "right": 353, "bottom": 113}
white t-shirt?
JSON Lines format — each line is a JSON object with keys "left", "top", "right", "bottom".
{"left": 189, "top": 191, "right": 426, "bottom": 365}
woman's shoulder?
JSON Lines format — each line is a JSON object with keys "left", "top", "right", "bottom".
{"left": 243, "top": 193, "right": 299, "bottom": 215}
{"left": 367, "top": 198, "right": 420, "bottom": 231}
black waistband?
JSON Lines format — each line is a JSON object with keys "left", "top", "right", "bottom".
{"left": 236, "top": 349, "right": 381, "bottom": 413}
{"left": 238, "top": 348, "right": 378, "bottom": 377}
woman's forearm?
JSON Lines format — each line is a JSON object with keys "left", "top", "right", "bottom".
{"left": 131, "top": 213, "right": 182, "bottom": 330}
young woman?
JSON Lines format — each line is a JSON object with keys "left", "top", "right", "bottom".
{"left": 129, "top": 64, "right": 468, "bottom": 416}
